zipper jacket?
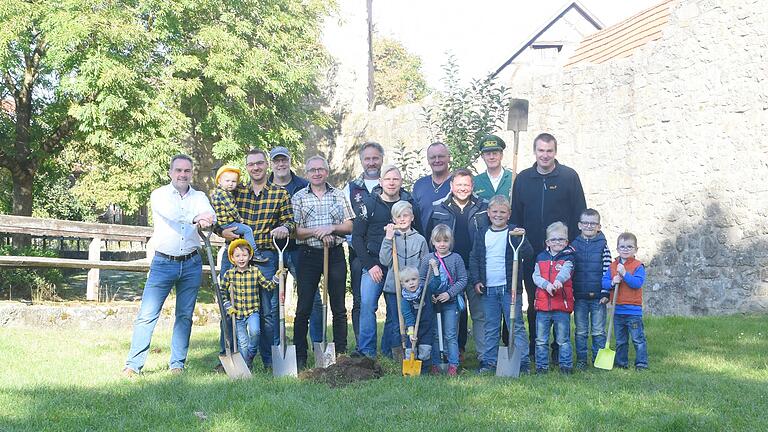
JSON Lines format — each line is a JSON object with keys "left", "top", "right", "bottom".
{"left": 532, "top": 246, "right": 575, "bottom": 312}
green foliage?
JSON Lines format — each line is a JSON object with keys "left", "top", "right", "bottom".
{"left": 423, "top": 55, "right": 510, "bottom": 173}
{"left": 1, "top": 0, "right": 333, "bottom": 217}
{"left": 0, "top": 245, "right": 63, "bottom": 301}
{"left": 391, "top": 140, "right": 427, "bottom": 190}
{"left": 372, "top": 35, "right": 429, "bottom": 108}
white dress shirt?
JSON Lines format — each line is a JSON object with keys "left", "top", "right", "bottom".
{"left": 150, "top": 184, "right": 215, "bottom": 256}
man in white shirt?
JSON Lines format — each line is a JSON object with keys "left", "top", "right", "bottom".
{"left": 124, "top": 154, "right": 215, "bottom": 376}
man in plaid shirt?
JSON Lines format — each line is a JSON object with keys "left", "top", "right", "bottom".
{"left": 218, "top": 148, "right": 294, "bottom": 370}
{"left": 292, "top": 155, "right": 355, "bottom": 369}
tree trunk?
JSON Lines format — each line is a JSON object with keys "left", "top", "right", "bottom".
{"left": 185, "top": 131, "right": 216, "bottom": 195}
{"left": 10, "top": 165, "right": 35, "bottom": 248}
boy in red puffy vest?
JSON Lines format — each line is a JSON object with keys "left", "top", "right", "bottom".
{"left": 601, "top": 232, "right": 647, "bottom": 370}
{"left": 532, "top": 221, "right": 575, "bottom": 374}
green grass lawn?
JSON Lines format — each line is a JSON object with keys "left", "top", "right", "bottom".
{"left": 1, "top": 315, "right": 767, "bottom": 431}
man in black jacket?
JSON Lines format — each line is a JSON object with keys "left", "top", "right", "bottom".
{"left": 427, "top": 169, "right": 490, "bottom": 361}
{"left": 510, "top": 133, "right": 587, "bottom": 360}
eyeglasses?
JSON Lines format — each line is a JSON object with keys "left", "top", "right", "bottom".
{"left": 307, "top": 167, "right": 327, "bottom": 174}
{"left": 246, "top": 161, "right": 267, "bottom": 167}
{"left": 579, "top": 221, "right": 599, "bottom": 227}
{"left": 617, "top": 245, "right": 636, "bottom": 251}
{"left": 547, "top": 238, "right": 567, "bottom": 243}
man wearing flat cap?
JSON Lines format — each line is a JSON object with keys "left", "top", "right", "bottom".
{"left": 473, "top": 134, "right": 514, "bottom": 201}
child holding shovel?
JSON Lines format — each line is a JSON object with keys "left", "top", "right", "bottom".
{"left": 419, "top": 224, "right": 468, "bottom": 376}
{"left": 379, "top": 201, "right": 430, "bottom": 358}
{"left": 571, "top": 208, "right": 613, "bottom": 369}
{"left": 532, "top": 221, "right": 576, "bottom": 374}
{"left": 469, "top": 195, "right": 534, "bottom": 374}
{"left": 601, "top": 232, "right": 647, "bottom": 370}
{"left": 399, "top": 265, "right": 436, "bottom": 373}
{"left": 220, "top": 239, "right": 282, "bottom": 369}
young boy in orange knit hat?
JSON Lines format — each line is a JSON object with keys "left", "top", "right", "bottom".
{"left": 211, "top": 166, "right": 266, "bottom": 263}
{"left": 601, "top": 232, "right": 647, "bottom": 370}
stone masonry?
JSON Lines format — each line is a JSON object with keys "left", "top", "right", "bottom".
{"left": 319, "top": 0, "right": 768, "bottom": 316}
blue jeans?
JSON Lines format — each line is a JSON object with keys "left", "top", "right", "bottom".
{"left": 218, "top": 250, "right": 278, "bottom": 366}
{"left": 125, "top": 253, "right": 202, "bottom": 371}
{"left": 535, "top": 311, "right": 573, "bottom": 370}
{"left": 574, "top": 299, "right": 607, "bottom": 363}
{"left": 285, "top": 249, "right": 323, "bottom": 344}
{"left": 235, "top": 312, "right": 260, "bottom": 367}
{"left": 358, "top": 269, "right": 397, "bottom": 357}
{"left": 433, "top": 301, "right": 460, "bottom": 366}
{"left": 480, "top": 286, "right": 529, "bottom": 370}
{"left": 614, "top": 314, "right": 648, "bottom": 368}
{"left": 221, "top": 222, "right": 258, "bottom": 253}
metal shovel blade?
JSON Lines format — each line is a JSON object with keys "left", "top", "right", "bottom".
{"left": 219, "top": 352, "right": 252, "bottom": 380}
{"left": 507, "top": 99, "right": 529, "bottom": 132}
{"left": 313, "top": 342, "right": 336, "bottom": 368}
{"left": 496, "top": 344, "right": 522, "bottom": 378}
{"left": 272, "top": 344, "right": 298, "bottom": 377}
{"left": 594, "top": 347, "right": 616, "bottom": 370}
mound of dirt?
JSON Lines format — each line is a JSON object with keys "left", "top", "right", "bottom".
{"left": 300, "top": 355, "right": 383, "bottom": 388}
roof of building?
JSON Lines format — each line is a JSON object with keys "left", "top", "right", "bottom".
{"left": 491, "top": 1, "right": 604, "bottom": 78}
{"left": 564, "top": 0, "right": 676, "bottom": 67}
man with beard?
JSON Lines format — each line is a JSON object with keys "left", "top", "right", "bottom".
{"left": 344, "top": 141, "right": 384, "bottom": 345}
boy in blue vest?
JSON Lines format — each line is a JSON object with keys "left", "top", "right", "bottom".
{"left": 570, "top": 208, "right": 612, "bottom": 369}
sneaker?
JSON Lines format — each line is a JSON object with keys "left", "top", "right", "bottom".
{"left": 430, "top": 365, "right": 442, "bottom": 375}
{"left": 477, "top": 365, "right": 495, "bottom": 374}
{"left": 122, "top": 367, "right": 138, "bottom": 378}
{"left": 635, "top": 365, "right": 648, "bottom": 371}
{"left": 349, "top": 350, "right": 364, "bottom": 358}
{"left": 213, "top": 363, "right": 225, "bottom": 373}
{"left": 576, "top": 361, "right": 587, "bottom": 371}
{"left": 560, "top": 367, "right": 573, "bottom": 375}
{"left": 536, "top": 368, "right": 548, "bottom": 375}
{"left": 169, "top": 367, "right": 184, "bottom": 375}
{"left": 251, "top": 250, "right": 269, "bottom": 264}
{"left": 447, "top": 365, "right": 458, "bottom": 376}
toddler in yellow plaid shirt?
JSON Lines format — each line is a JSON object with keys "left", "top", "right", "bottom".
{"left": 220, "top": 239, "right": 282, "bottom": 367}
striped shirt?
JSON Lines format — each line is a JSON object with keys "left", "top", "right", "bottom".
{"left": 292, "top": 183, "right": 355, "bottom": 249}
{"left": 221, "top": 266, "right": 275, "bottom": 319}
{"left": 230, "top": 182, "right": 295, "bottom": 251}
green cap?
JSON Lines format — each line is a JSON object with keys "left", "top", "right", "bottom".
{"left": 478, "top": 134, "right": 506, "bottom": 152}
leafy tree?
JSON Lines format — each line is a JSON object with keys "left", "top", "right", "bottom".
{"left": 423, "top": 55, "right": 509, "bottom": 173}
{"left": 0, "top": 0, "right": 171, "bottom": 223}
{"left": 1, "top": 0, "right": 333, "bottom": 224}
{"left": 372, "top": 35, "right": 428, "bottom": 108}
{"left": 391, "top": 140, "right": 427, "bottom": 190}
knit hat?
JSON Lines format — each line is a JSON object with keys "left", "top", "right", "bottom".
{"left": 227, "top": 239, "right": 253, "bottom": 262}
{"left": 215, "top": 165, "right": 241, "bottom": 186}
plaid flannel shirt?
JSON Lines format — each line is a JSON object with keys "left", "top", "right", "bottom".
{"left": 221, "top": 266, "right": 275, "bottom": 319}
{"left": 231, "top": 182, "right": 295, "bottom": 251}
{"left": 292, "top": 183, "right": 355, "bottom": 249}
{"left": 210, "top": 186, "right": 241, "bottom": 226}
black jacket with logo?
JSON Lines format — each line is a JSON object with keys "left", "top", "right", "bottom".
{"left": 510, "top": 161, "right": 587, "bottom": 254}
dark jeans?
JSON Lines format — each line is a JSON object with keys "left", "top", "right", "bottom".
{"left": 349, "top": 252, "right": 362, "bottom": 345}
{"left": 294, "top": 245, "right": 348, "bottom": 362}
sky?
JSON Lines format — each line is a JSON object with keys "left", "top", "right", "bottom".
{"left": 373, "top": 0, "right": 660, "bottom": 89}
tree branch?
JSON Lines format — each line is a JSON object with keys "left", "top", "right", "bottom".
{"left": 3, "top": 71, "right": 16, "bottom": 96}
{"left": 41, "top": 91, "right": 99, "bottom": 154}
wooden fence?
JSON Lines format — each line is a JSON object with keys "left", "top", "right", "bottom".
{"left": 0, "top": 215, "right": 223, "bottom": 301}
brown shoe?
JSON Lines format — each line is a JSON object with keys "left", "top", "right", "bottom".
{"left": 213, "top": 363, "right": 225, "bottom": 373}
{"left": 169, "top": 367, "right": 184, "bottom": 375}
{"left": 122, "top": 367, "right": 138, "bottom": 378}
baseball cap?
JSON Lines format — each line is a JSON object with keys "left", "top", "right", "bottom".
{"left": 478, "top": 134, "right": 506, "bottom": 152}
{"left": 269, "top": 146, "right": 290, "bottom": 160}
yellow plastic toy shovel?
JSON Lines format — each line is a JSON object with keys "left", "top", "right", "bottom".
{"left": 594, "top": 283, "right": 620, "bottom": 370}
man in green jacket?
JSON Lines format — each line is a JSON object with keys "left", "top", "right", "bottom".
{"left": 473, "top": 134, "right": 513, "bottom": 201}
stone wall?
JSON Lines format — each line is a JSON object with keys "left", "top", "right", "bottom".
{"left": 324, "top": 0, "right": 768, "bottom": 316}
